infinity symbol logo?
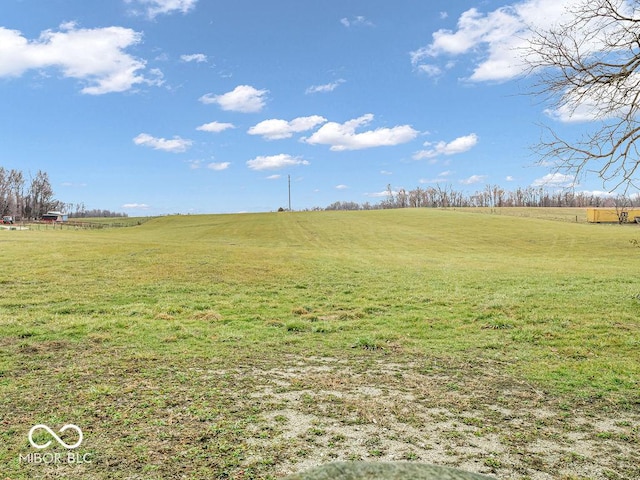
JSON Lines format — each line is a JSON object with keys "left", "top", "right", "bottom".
{"left": 28, "top": 424, "right": 83, "bottom": 449}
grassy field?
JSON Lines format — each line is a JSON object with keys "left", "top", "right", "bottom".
{"left": 0, "top": 208, "right": 638, "bottom": 479}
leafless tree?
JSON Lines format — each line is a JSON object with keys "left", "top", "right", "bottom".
{"left": 27, "top": 170, "right": 57, "bottom": 219}
{"left": 527, "top": 0, "right": 640, "bottom": 193}
{"left": 613, "top": 194, "right": 632, "bottom": 222}
{"left": 396, "top": 188, "right": 408, "bottom": 208}
{"left": 0, "top": 167, "right": 9, "bottom": 215}
{"left": 8, "top": 169, "right": 25, "bottom": 218}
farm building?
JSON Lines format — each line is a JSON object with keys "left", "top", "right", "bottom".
{"left": 41, "top": 211, "right": 68, "bottom": 222}
{"left": 586, "top": 208, "right": 640, "bottom": 224}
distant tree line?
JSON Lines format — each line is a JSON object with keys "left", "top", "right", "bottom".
{"left": 67, "top": 206, "right": 128, "bottom": 218}
{"left": 0, "top": 166, "right": 127, "bottom": 220}
{"left": 324, "top": 184, "right": 640, "bottom": 211}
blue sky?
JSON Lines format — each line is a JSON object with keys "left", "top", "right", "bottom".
{"left": 0, "top": 0, "right": 611, "bottom": 215}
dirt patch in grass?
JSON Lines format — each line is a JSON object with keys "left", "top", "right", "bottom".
{"left": 3, "top": 346, "right": 638, "bottom": 480}
{"left": 226, "top": 355, "right": 638, "bottom": 480}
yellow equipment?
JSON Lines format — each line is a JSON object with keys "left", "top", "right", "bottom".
{"left": 586, "top": 208, "right": 640, "bottom": 223}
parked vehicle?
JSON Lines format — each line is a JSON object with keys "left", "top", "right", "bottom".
{"left": 2, "top": 216, "right": 14, "bottom": 224}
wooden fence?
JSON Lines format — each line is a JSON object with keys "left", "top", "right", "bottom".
{"left": 11, "top": 219, "right": 149, "bottom": 230}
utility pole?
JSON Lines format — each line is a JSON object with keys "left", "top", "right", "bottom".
{"left": 288, "top": 175, "right": 291, "bottom": 211}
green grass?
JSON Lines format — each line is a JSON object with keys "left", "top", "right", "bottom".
{"left": 457, "top": 206, "right": 591, "bottom": 223}
{"left": 1, "top": 208, "right": 639, "bottom": 479}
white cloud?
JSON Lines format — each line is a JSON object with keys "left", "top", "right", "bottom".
{"left": 248, "top": 116, "right": 327, "bottom": 140}
{"left": 412, "top": 0, "right": 571, "bottom": 82}
{"left": 266, "top": 174, "right": 281, "bottom": 180}
{"left": 122, "top": 203, "right": 150, "bottom": 209}
{"left": 580, "top": 190, "right": 616, "bottom": 197}
{"left": 59, "top": 21, "right": 78, "bottom": 30}
{"left": 133, "top": 133, "right": 192, "bottom": 153}
{"left": 545, "top": 102, "right": 598, "bottom": 123}
{"left": 413, "top": 133, "right": 478, "bottom": 159}
{"left": 543, "top": 81, "right": 632, "bottom": 123}
{"left": 181, "top": 53, "right": 207, "bottom": 63}
{"left": 380, "top": 170, "right": 393, "bottom": 175}
{"left": 416, "top": 64, "right": 442, "bottom": 78}
{"left": 531, "top": 173, "right": 575, "bottom": 188}
{"left": 126, "top": 0, "right": 198, "bottom": 19}
{"left": 0, "top": 24, "right": 151, "bottom": 94}
{"left": 147, "top": 68, "right": 164, "bottom": 87}
{"left": 335, "top": 184, "right": 349, "bottom": 190}
{"left": 61, "top": 181, "right": 87, "bottom": 187}
{"left": 246, "top": 154, "right": 310, "bottom": 171}
{"left": 582, "top": 189, "right": 640, "bottom": 199}
{"left": 303, "top": 114, "right": 418, "bottom": 151}
{"left": 207, "top": 162, "right": 230, "bottom": 171}
{"left": 537, "top": 159, "right": 557, "bottom": 168}
{"left": 196, "top": 121, "right": 235, "bottom": 133}
{"left": 506, "top": 175, "right": 515, "bottom": 182}
{"left": 305, "top": 79, "right": 345, "bottom": 94}
{"left": 420, "top": 170, "right": 454, "bottom": 184}
{"left": 366, "top": 190, "right": 398, "bottom": 198}
{"left": 460, "top": 174, "right": 488, "bottom": 185}
{"left": 199, "top": 85, "right": 268, "bottom": 113}
{"left": 340, "top": 16, "right": 375, "bottom": 28}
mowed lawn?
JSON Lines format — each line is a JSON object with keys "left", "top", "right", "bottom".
{"left": 1, "top": 209, "right": 638, "bottom": 479}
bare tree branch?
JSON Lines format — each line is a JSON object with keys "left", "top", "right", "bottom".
{"left": 526, "top": 0, "right": 640, "bottom": 193}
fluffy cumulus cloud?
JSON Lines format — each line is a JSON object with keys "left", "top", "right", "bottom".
{"left": 303, "top": 114, "right": 418, "bottom": 151}
{"left": 411, "top": 0, "right": 571, "bottom": 82}
{"left": 0, "top": 24, "right": 152, "bottom": 94}
{"left": 246, "top": 154, "right": 310, "bottom": 171}
{"left": 415, "top": 0, "right": 633, "bottom": 123}
{"left": 542, "top": 83, "right": 629, "bottom": 123}
{"left": 196, "top": 121, "right": 235, "bottom": 133}
{"left": 199, "top": 85, "right": 268, "bottom": 113}
{"left": 125, "top": 0, "right": 198, "bottom": 19}
{"left": 133, "top": 133, "right": 192, "bottom": 153}
{"left": 207, "top": 162, "right": 230, "bottom": 171}
{"left": 413, "top": 133, "right": 478, "bottom": 160}
{"left": 532, "top": 173, "right": 576, "bottom": 188}
{"left": 460, "top": 174, "right": 488, "bottom": 185}
{"left": 248, "top": 116, "right": 327, "bottom": 140}
{"left": 181, "top": 53, "right": 207, "bottom": 63}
